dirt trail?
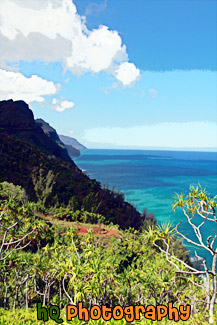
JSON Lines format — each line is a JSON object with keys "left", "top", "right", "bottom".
{"left": 76, "top": 225, "right": 119, "bottom": 237}
{"left": 37, "top": 213, "right": 119, "bottom": 237}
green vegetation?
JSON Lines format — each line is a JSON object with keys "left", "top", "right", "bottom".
{"left": 0, "top": 133, "right": 142, "bottom": 230}
{"left": 0, "top": 99, "right": 143, "bottom": 230}
{"left": 1, "top": 100, "right": 217, "bottom": 323}
{"left": 147, "top": 185, "right": 217, "bottom": 324}
{"left": 52, "top": 207, "right": 106, "bottom": 224}
{"left": 0, "top": 182, "right": 217, "bottom": 324}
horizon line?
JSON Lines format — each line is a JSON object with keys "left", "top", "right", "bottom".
{"left": 82, "top": 147, "right": 217, "bottom": 153}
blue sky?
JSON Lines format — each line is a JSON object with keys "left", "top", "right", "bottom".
{"left": 74, "top": 0, "right": 217, "bottom": 71}
{"left": 0, "top": 0, "right": 216, "bottom": 150}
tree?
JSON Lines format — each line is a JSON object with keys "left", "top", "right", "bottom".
{"left": 0, "top": 202, "right": 34, "bottom": 262}
{"left": 147, "top": 186, "right": 217, "bottom": 324}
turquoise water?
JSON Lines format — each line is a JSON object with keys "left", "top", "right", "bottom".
{"left": 75, "top": 149, "right": 217, "bottom": 265}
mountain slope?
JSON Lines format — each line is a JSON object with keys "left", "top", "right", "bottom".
{"left": 0, "top": 133, "right": 142, "bottom": 229}
{"left": 35, "top": 118, "right": 65, "bottom": 148}
{"left": 59, "top": 134, "right": 86, "bottom": 150}
{"left": 0, "top": 100, "right": 72, "bottom": 164}
{"left": 36, "top": 118, "right": 80, "bottom": 157}
{"left": 0, "top": 99, "right": 143, "bottom": 229}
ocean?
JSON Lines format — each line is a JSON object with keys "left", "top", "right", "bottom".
{"left": 75, "top": 149, "right": 217, "bottom": 266}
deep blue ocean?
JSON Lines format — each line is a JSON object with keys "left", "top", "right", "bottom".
{"left": 75, "top": 149, "right": 217, "bottom": 266}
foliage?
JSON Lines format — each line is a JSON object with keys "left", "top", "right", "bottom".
{"left": 0, "top": 182, "right": 27, "bottom": 204}
{"left": 52, "top": 207, "right": 106, "bottom": 224}
{"left": 32, "top": 169, "right": 56, "bottom": 206}
{"left": 149, "top": 185, "right": 217, "bottom": 323}
{"left": 172, "top": 185, "right": 217, "bottom": 213}
{"left": 1, "top": 183, "right": 216, "bottom": 324}
{"left": 0, "top": 133, "right": 143, "bottom": 229}
{"left": 2, "top": 100, "right": 214, "bottom": 323}
{"left": 29, "top": 202, "right": 48, "bottom": 215}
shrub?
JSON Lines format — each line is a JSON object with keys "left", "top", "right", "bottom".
{"left": 0, "top": 181, "right": 27, "bottom": 204}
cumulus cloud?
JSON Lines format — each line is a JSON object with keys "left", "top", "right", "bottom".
{"left": 115, "top": 62, "right": 140, "bottom": 87}
{"left": 148, "top": 88, "right": 158, "bottom": 97}
{"left": 83, "top": 122, "right": 217, "bottom": 149}
{"left": 0, "top": 68, "right": 57, "bottom": 103}
{"left": 52, "top": 98, "right": 75, "bottom": 112}
{"left": 0, "top": 0, "right": 140, "bottom": 86}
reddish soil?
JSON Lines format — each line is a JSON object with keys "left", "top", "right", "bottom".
{"left": 76, "top": 225, "right": 119, "bottom": 237}
{"left": 37, "top": 213, "right": 119, "bottom": 237}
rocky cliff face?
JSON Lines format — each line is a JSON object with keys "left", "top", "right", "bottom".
{"left": 35, "top": 118, "right": 64, "bottom": 146}
{"left": 0, "top": 100, "right": 73, "bottom": 164}
{"left": 59, "top": 134, "right": 87, "bottom": 150}
{"left": 36, "top": 118, "right": 80, "bottom": 157}
{"left": 64, "top": 144, "right": 80, "bottom": 157}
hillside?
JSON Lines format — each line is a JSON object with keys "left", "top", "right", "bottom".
{"left": 0, "top": 99, "right": 213, "bottom": 324}
{"left": 59, "top": 134, "right": 87, "bottom": 150}
{"left": 0, "top": 100, "right": 72, "bottom": 164}
{"left": 64, "top": 143, "right": 80, "bottom": 157}
{"left": 0, "top": 99, "right": 142, "bottom": 229}
{"left": 36, "top": 118, "right": 80, "bottom": 157}
{"left": 35, "top": 118, "right": 66, "bottom": 148}
{"left": 0, "top": 185, "right": 209, "bottom": 324}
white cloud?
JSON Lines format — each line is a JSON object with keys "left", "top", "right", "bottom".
{"left": 61, "top": 100, "right": 75, "bottom": 109}
{"left": 0, "top": 68, "right": 57, "bottom": 103}
{"left": 0, "top": 0, "right": 140, "bottom": 86}
{"left": 148, "top": 88, "right": 158, "bottom": 97}
{"left": 66, "top": 25, "right": 126, "bottom": 74}
{"left": 115, "top": 62, "right": 140, "bottom": 86}
{"left": 52, "top": 98, "right": 58, "bottom": 105}
{"left": 83, "top": 122, "right": 217, "bottom": 149}
{"left": 52, "top": 98, "right": 75, "bottom": 112}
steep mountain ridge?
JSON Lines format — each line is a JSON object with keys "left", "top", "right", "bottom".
{"left": 0, "top": 99, "right": 143, "bottom": 229}
{"left": 59, "top": 134, "right": 86, "bottom": 150}
{"left": 0, "top": 100, "right": 72, "bottom": 164}
{"left": 35, "top": 118, "right": 65, "bottom": 147}
{"left": 36, "top": 118, "right": 80, "bottom": 157}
